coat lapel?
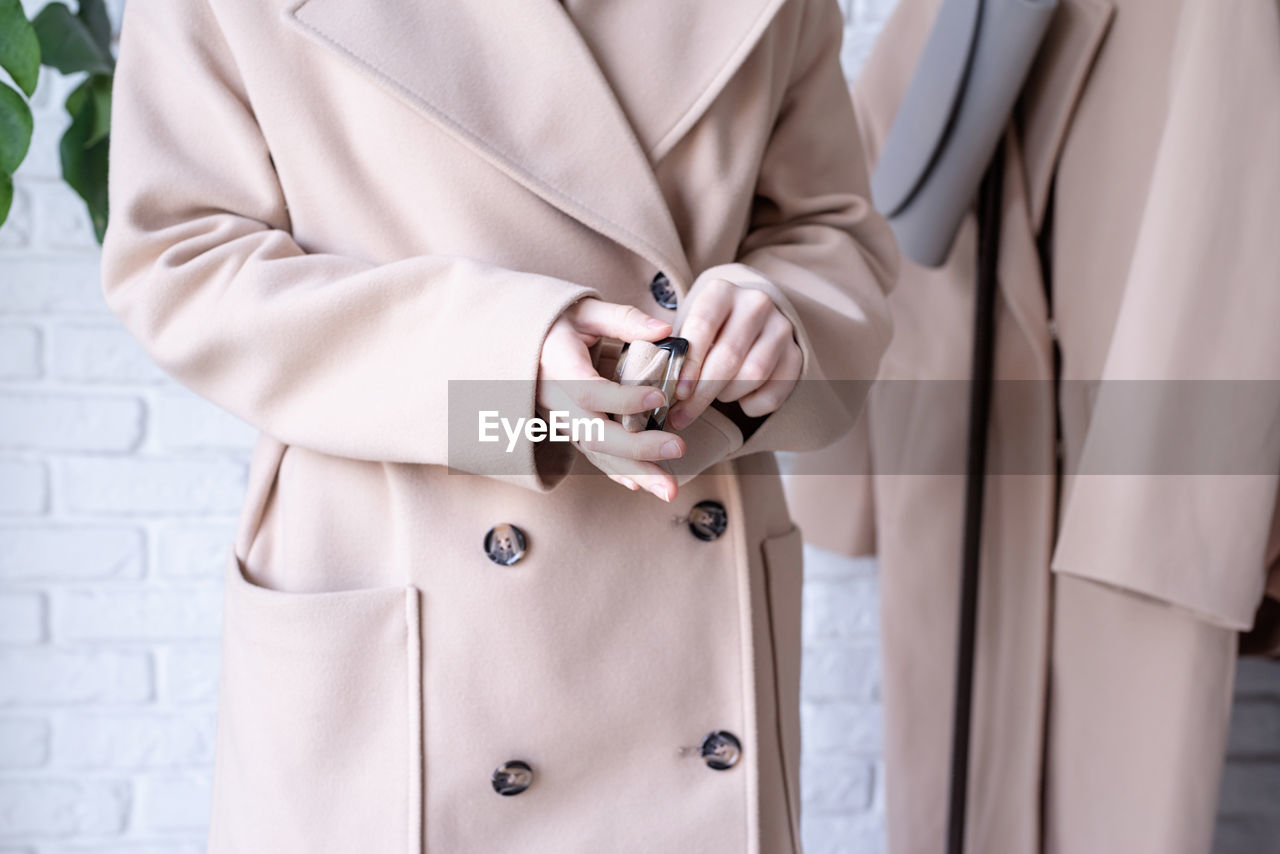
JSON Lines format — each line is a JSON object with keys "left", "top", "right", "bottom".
{"left": 1016, "top": 0, "right": 1115, "bottom": 231}
{"left": 283, "top": 0, "right": 786, "bottom": 290}
{"left": 987, "top": 0, "right": 1113, "bottom": 375}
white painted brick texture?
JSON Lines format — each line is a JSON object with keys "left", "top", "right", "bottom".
{"left": 0, "top": 2, "right": 1275, "bottom": 853}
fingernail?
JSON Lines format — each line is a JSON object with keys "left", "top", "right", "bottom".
{"left": 661, "top": 440, "right": 683, "bottom": 459}
{"left": 643, "top": 390, "right": 666, "bottom": 409}
{"left": 617, "top": 476, "right": 637, "bottom": 490}
{"left": 644, "top": 317, "right": 669, "bottom": 329}
{"left": 649, "top": 483, "right": 670, "bottom": 501}
{"left": 677, "top": 378, "right": 694, "bottom": 398}
{"left": 668, "top": 408, "right": 690, "bottom": 430}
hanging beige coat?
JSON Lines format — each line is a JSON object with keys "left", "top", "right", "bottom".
{"left": 785, "top": 0, "right": 1280, "bottom": 851}
{"left": 99, "top": 0, "right": 897, "bottom": 852}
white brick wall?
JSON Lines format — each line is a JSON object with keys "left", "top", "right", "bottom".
{"left": 800, "top": 545, "right": 886, "bottom": 854}
{"left": 2, "top": 6, "right": 240, "bottom": 848}
{"left": 1, "top": 2, "right": 1276, "bottom": 854}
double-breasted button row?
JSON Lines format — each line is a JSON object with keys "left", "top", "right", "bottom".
{"left": 484, "top": 502, "right": 725, "bottom": 565}
{"left": 482, "top": 498, "right": 733, "bottom": 797}
{"left": 491, "top": 730, "right": 741, "bottom": 796}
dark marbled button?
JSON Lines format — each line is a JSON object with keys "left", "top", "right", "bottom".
{"left": 492, "top": 759, "right": 534, "bottom": 795}
{"left": 484, "top": 523, "right": 528, "bottom": 566}
{"left": 688, "top": 500, "right": 728, "bottom": 541}
{"left": 700, "top": 731, "right": 742, "bottom": 770}
{"left": 649, "top": 270, "right": 678, "bottom": 310}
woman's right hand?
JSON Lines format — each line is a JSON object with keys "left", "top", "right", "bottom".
{"left": 537, "top": 298, "right": 686, "bottom": 501}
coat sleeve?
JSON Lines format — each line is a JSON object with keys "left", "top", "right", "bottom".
{"left": 666, "top": 0, "right": 898, "bottom": 486}
{"left": 1050, "top": 0, "right": 1280, "bottom": 631}
{"left": 781, "top": 409, "right": 878, "bottom": 556}
{"left": 100, "top": 0, "right": 600, "bottom": 490}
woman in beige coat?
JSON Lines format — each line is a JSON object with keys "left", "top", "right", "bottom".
{"left": 786, "top": 0, "right": 1280, "bottom": 852}
{"left": 99, "top": 0, "right": 896, "bottom": 851}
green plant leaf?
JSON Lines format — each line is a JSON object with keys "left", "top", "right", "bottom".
{"left": 0, "top": 0, "right": 41, "bottom": 96}
{"left": 0, "top": 81, "right": 33, "bottom": 174}
{"left": 65, "top": 74, "right": 109, "bottom": 143}
{"left": 33, "top": 2, "right": 113, "bottom": 76}
{"left": 84, "top": 71, "right": 109, "bottom": 145}
{"left": 77, "top": 0, "right": 111, "bottom": 56}
{"left": 65, "top": 69, "right": 88, "bottom": 112}
{"left": 0, "top": 171, "right": 13, "bottom": 225}
{"left": 60, "top": 79, "right": 108, "bottom": 241}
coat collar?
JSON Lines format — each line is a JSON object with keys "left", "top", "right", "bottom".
{"left": 1016, "top": 0, "right": 1114, "bottom": 231}
{"left": 282, "top": 0, "right": 788, "bottom": 290}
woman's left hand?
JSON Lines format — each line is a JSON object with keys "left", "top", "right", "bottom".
{"left": 666, "top": 278, "right": 802, "bottom": 431}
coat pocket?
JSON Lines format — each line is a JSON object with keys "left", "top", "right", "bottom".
{"left": 760, "top": 524, "right": 805, "bottom": 854}
{"left": 207, "top": 546, "right": 423, "bottom": 854}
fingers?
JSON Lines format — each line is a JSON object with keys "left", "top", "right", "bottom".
{"left": 535, "top": 364, "right": 683, "bottom": 501}
{"left": 716, "top": 311, "right": 794, "bottom": 403}
{"left": 737, "top": 341, "right": 802, "bottom": 416}
{"left": 541, "top": 390, "right": 685, "bottom": 464}
{"left": 538, "top": 320, "right": 601, "bottom": 380}
{"left": 670, "top": 288, "right": 773, "bottom": 427}
{"left": 620, "top": 468, "right": 679, "bottom": 502}
{"left": 571, "top": 416, "right": 686, "bottom": 462}
{"left": 569, "top": 298, "right": 672, "bottom": 342}
{"left": 581, "top": 446, "right": 680, "bottom": 502}
{"left": 608, "top": 473, "right": 640, "bottom": 490}
{"left": 560, "top": 376, "right": 669, "bottom": 418}
{"left": 536, "top": 300, "right": 688, "bottom": 504}
{"left": 538, "top": 323, "right": 669, "bottom": 417}
{"left": 674, "top": 278, "right": 734, "bottom": 400}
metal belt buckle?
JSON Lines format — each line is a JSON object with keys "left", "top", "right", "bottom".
{"left": 613, "top": 336, "right": 688, "bottom": 432}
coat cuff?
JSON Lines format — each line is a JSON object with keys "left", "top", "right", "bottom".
{"left": 1050, "top": 472, "right": 1276, "bottom": 632}
{"left": 447, "top": 283, "right": 600, "bottom": 493}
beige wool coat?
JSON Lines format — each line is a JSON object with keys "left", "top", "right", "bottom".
{"left": 99, "top": 0, "right": 897, "bottom": 852}
{"left": 785, "top": 0, "right": 1280, "bottom": 851}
